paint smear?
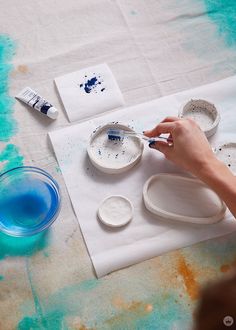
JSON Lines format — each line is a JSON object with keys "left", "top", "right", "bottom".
{"left": 107, "top": 292, "right": 192, "bottom": 330}
{"left": 203, "top": 0, "right": 236, "bottom": 47}
{"left": 80, "top": 74, "right": 105, "bottom": 94}
{"left": 220, "top": 264, "right": 231, "bottom": 273}
{"left": 0, "top": 275, "right": 4, "bottom": 281}
{"left": 0, "top": 35, "right": 17, "bottom": 142}
{"left": 0, "top": 144, "right": 24, "bottom": 173}
{"left": 0, "top": 35, "right": 24, "bottom": 172}
{"left": 17, "top": 64, "right": 28, "bottom": 74}
{"left": 0, "top": 230, "right": 50, "bottom": 260}
{"left": 177, "top": 255, "right": 199, "bottom": 300}
{"left": 17, "top": 279, "right": 99, "bottom": 330}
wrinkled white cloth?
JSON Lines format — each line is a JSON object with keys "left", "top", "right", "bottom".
{"left": 55, "top": 63, "right": 124, "bottom": 122}
{"left": 49, "top": 76, "right": 236, "bottom": 277}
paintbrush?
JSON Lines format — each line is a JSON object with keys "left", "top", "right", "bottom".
{"left": 107, "top": 128, "right": 173, "bottom": 144}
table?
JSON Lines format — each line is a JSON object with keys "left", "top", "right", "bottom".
{"left": 1, "top": 1, "right": 236, "bottom": 329}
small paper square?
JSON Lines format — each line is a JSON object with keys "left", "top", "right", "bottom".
{"left": 55, "top": 63, "right": 125, "bottom": 122}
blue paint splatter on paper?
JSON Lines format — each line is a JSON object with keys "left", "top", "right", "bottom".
{"left": 79, "top": 74, "right": 105, "bottom": 94}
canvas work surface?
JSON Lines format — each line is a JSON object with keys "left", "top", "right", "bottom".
{"left": 50, "top": 76, "right": 236, "bottom": 277}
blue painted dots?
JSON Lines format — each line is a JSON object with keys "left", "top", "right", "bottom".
{"left": 79, "top": 73, "right": 106, "bottom": 94}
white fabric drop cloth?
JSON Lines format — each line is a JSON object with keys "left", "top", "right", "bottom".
{"left": 49, "top": 75, "right": 236, "bottom": 277}
{"left": 55, "top": 63, "right": 124, "bottom": 122}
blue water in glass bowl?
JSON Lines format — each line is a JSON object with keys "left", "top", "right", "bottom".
{"left": 0, "top": 166, "right": 61, "bottom": 236}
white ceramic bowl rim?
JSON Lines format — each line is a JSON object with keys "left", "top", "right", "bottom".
{"left": 143, "top": 173, "right": 226, "bottom": 224}
{"left": 179, "top": 99, "right": 220, "bottom": 135}
{"left": 87, "top": 122, "right": 144, "bottom": 173}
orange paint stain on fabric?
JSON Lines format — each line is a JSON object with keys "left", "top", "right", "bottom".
{"left": 107, "top": 299, "right": 153, "bottom": 329}
{"left": 17, "top": 64, "right": 28, "bottom": 73}
{"left": 177, "top": 255, "right": 199, "bottom": 300}
{"left": 220, "top": 264, "right": 231, "bottom": 273}
{"left": 112, "top": 296, "right": 153, "bottom": 314}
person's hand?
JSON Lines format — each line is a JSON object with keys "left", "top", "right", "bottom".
{"left": 144, "top": 116, "right": 216, "bottom": 176}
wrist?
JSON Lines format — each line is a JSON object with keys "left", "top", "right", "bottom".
{"left": 197, "top": 156, "right": 233, "bottom": 186}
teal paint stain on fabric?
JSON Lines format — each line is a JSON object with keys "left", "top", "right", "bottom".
{"left": 0, "top": 275, "right": 4, "bottom": 281}
{"left": 0, "top": 144, "right": 24, "bottom": 173}
{"left": 0, "top": 35, "right": 18, "bottom": 141}
{"left": 55, "top": 166, "right": 61, "bottom": 173}
{"left": 203, "top": 0, "right": 236, "bottom": 47}
{"left": 134, "top": 294, "right": 192, "bottom": 330}
{"left": 0, "top": 230, "right": 50, "bottom": 260}
{"left": 0, "top": 35, "right": 24, "bottom": 171}
{"left": 17, "top": 279, "right": 99, "bottom": 330}
{"left": 105, "top": 292, "right": 192, "bottom": 330}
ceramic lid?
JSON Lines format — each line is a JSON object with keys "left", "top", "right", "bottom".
{"left": 97, "top": 195, "right": 133, "bottom": 227}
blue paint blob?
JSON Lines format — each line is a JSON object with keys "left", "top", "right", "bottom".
{"left": 80, "top": 75, "right": 105, "bottom": 94}
{"left": 84, "top": 77, "right": 98, "bottom": 93}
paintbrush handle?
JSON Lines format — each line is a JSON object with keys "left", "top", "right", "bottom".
{"left": 124, "top": 131, "right": 173, "bottom": 143}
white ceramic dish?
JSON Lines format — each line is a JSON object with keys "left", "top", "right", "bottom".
{"left": 179, "top": 99, "right": 220, "bottom": 137}
{"left": 143, "top": 173, "right": 226, "bottom": 224}
{"left": 87, "top": 123, "right": 144, "bottom": 174}
{"left": 97, "top": 195, "right": 133, "bottom": 228}
{"left": 215, "top": 142, "right": 236, "bottom": 174}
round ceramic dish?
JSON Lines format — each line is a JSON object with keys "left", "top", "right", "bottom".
{"left": 87, "top": 123, "right": 144, "bottom": 174}
{"left": 97, "top": 195, "right": 133, "bottom": 228}
{"left": 215, "top": 142, "right": 236, "bottom": 174}
{"left": 143, "top": 173, "right": 226, "bottom": 224}
{"left": 179, "top": 99, "right": 220, "bottom": 137}
{"left": 0, "top": 166, "right": 61, "bottom": 237}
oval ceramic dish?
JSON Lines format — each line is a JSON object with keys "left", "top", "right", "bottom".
{"left": 87, "top": 123, "right": 144, "bottom": 174}
{"left": 143, "top": 173, "right": 226, "bottom": 224}
{"left": 179, "top": 99, "right": 220, "bottom": 137}
{"left": 215, "top": 142, "right": 236, "bottom": 174}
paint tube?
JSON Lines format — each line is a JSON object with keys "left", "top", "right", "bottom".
{"left": 16, "top": 87, "right": 58, "bottom": 119}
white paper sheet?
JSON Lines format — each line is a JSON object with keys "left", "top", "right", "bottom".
{"left": 55, "top": 63, "right": 125, "bottom": 122}
{"left": 49, "top": 76, "right": 236, "bottom": 277}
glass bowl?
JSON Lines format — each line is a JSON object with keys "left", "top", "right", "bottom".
{"left": 0, "top": 166, "right": 61, "bottom": 237}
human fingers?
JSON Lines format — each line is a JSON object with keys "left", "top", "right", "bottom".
{"left": 160, "top": 116, "right": 180, "bottom": 123}
{"left": 144, "top": 122, "right": 176, "bottom": 138}
{"left": 148, "top": 140, "right": 173, "bottom": 158}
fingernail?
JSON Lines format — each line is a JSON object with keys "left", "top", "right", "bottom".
{"left": 149, "top": 140, "right": 156, "bottom": 148}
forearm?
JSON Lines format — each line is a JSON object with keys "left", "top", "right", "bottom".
{"left": 198, "top": 158, "right": 236, "bottom": 218}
